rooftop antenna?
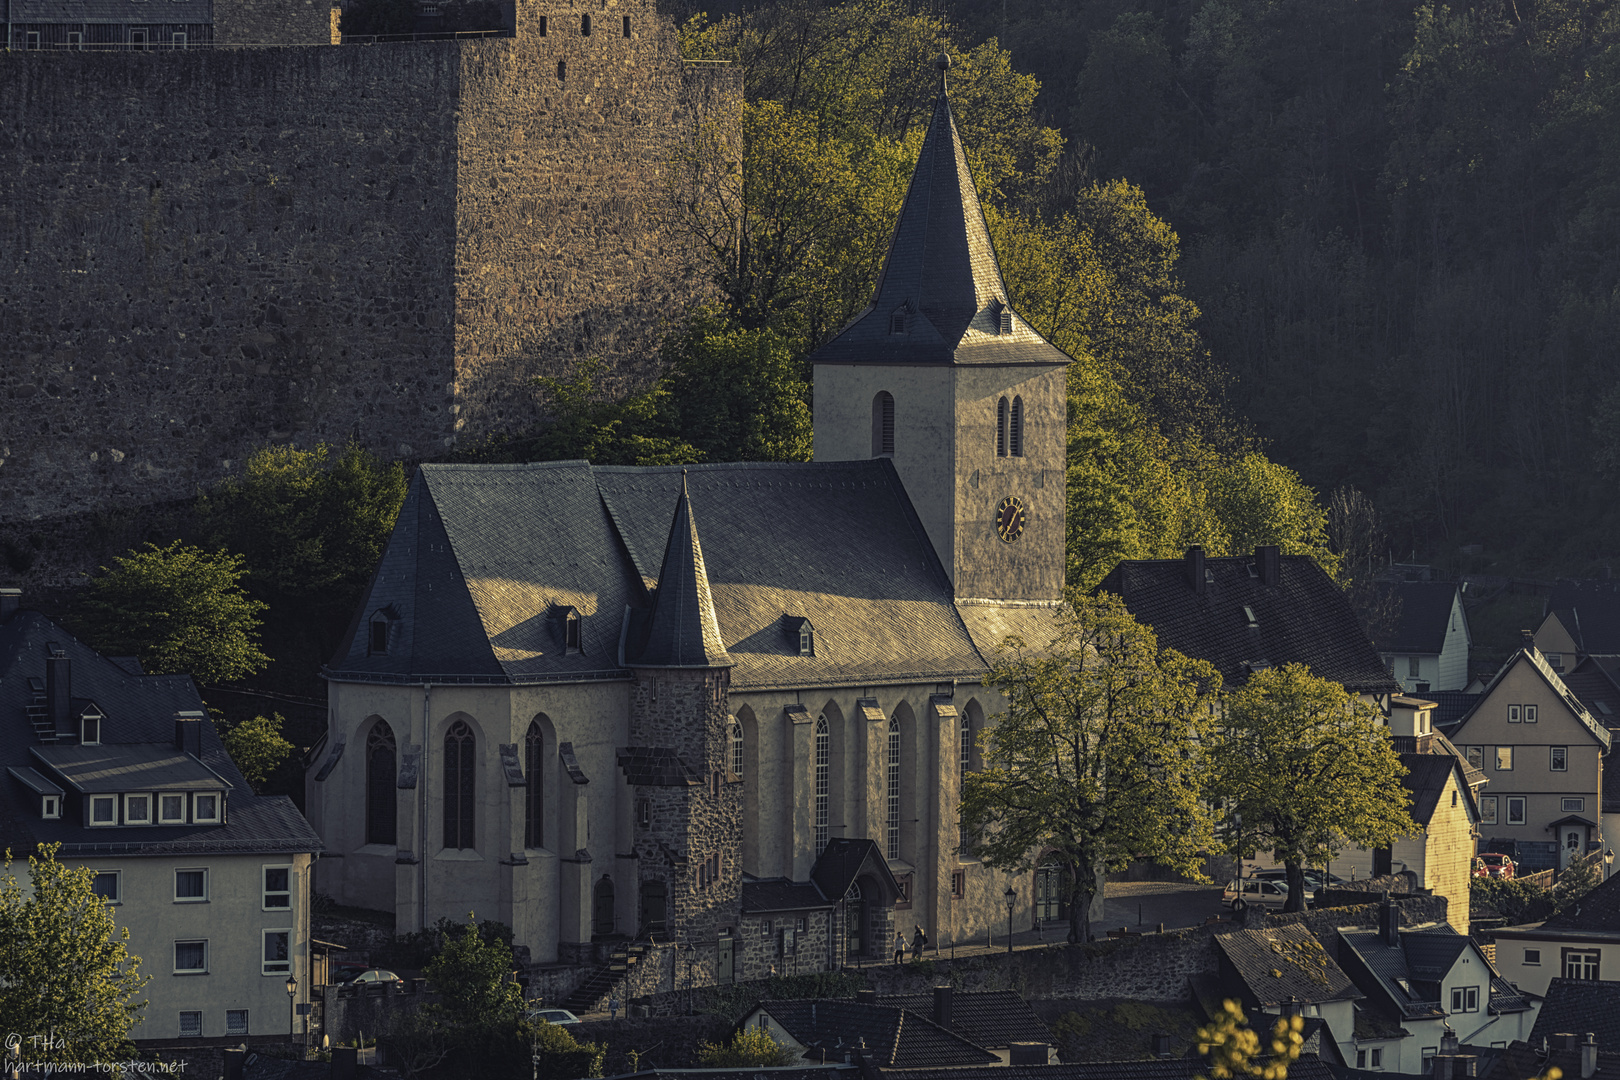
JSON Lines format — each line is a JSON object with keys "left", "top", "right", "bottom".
{"left": 936, "top": 50, "right": 951, "bottom": 97}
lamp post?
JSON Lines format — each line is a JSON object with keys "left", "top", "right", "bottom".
{"left": 286, "top": 975, "right": 298, "bottom": 1050}
{"left": 1003, "top": 884, "right": 1016, "bottom": 957}
{"left": 1606, "top": 848, "right": 1615, "bottom": 881}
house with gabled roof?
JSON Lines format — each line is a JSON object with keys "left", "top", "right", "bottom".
{"left": 1375, "top": 580, "right": 1472, "bottom": 693}
{"left": 0, "top": 593, "right": 322, "bottom": 1046}
{"left": 1492, "top": 859, "right": 1620, "bottom": 997}
{"left": 739, "top": 998, "right": 1000, "bottom": 1069}
{"left": 1536, "top": 579, "right": 1620, "bottom": 670}
{"left": 874, "top": 988, "right": 1056, "bottom": 1064}
{"left": 1211, "top": 922, "right": 1363, "bottom": 1060}
{"left": 1446, "top": 636, "right": 1612, "bottom": 872}
{"left": 308, "top": 68, "right": 1087, "bottom": 986}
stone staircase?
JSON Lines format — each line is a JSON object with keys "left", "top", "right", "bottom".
{"left": 559, "top": 940, "right": 650, "bottom": 1014}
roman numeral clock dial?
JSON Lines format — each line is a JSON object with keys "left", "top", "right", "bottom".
{"left": 995, "top": 496, "right": 1026, "bottom": 543}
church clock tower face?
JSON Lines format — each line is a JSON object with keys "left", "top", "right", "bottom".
{"left": 994, "top": 496, "right": 1026, "bottom": 543}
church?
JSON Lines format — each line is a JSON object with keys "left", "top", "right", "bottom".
{"left": 307, "top": 72, "right": 1079, "bottom": 983}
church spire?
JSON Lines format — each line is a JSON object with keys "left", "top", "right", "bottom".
{"left": 807, "top": 54, "right": 1070, "bottom": 367}
{"left": 636, "top": 472, "right": 733, "bottom": 668}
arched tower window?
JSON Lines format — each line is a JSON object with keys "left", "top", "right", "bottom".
{"left": 887, "top": 716, "right": 901, "bottom": 859}
{"left": 365, "top": 720, "right": 396, "bottom": 846}
{"left": 729, "top": 717, "right": 744, "bottom": 779}
{"left": 443, "top": 720, "right": 476, "bottom": 850}
{"left": 872, "top": 392, "right": 895, "bottom": 457}
{"left": 524, "top": 721, "right": 544, "bottom": 849}
{"left": 1010, "top": 396, "right": 1024, "bottom": 457}
{"left": 814, "top": 715, "right": 830, "bottom": 854}
{"left": 996, "top": 397, "right": 1009, "bottom": 457}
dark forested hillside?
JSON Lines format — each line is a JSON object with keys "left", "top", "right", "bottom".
{"left": 949, "top": 0, "right": 1620, "bottom": 576}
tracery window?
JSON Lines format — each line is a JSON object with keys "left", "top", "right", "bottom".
{"left": 365, "top": 720, "right": 396, "bottom": 846}
{"left": 887, "top": 716, "right": 901, "bottom": 859}
{"left": 443, "top": 721, "right": 476, "bottom": 850}
{"left": 958, "top": 714, "right": 972, "bottom": 854}
{"left": 524, "top": 721, "right": 544, "bottom": 849}
{"left": 814, "top": 715, "right": 830, "bottom": 854}
{"left": 729, "top": 718, "right": 744, "bottom": 779}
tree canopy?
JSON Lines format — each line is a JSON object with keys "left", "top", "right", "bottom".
{"left": 963, "top": 592, "right": 1219, "bottom": 942}
{"left": 1207, "top": 664, "right": 1419, "bottom": 911}
{"left": 220, "top": 712, "right": 295, "bottom": 791}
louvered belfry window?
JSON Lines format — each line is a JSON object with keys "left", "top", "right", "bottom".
{"left": 443, "top": 721, "right": 476, "bottom": 849}
{"left": 524, "top": 721, "right": 544, "bottom": 849}
{"left": 1010, "top": 396, "right": 1024, "bottom": 457}
{"left": 366, "top": 720, "right": 397, "bottom": 846}
{"left": 997, "top": 397, "right": 1009, "bottom": 457}
{"left": 873, "top": 392, "right": 895, "bottom": 456}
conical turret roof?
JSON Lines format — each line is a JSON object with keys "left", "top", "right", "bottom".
{"left": 635, "top": 473, "right": 733, "bottom": 668}
{"left": 808, "top": 79, "right": 1071, "bottom": 367}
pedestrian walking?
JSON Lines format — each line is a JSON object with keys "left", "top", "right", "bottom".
{"left": 894, "top": 931, "right": 907, "bottom": 966}
{"left": 609, "top": 995, "right": 620, "bottom": 1021}
{"left": 911, "top": 925, "right": 926, "bottom": 961}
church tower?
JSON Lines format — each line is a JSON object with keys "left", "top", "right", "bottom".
{"left": 808, "top": 57, "right": 1070, "bottom": 603}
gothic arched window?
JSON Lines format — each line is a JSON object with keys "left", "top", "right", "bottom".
{"left": 443, "top": 721, "right": 476, "bottom": 850}
{"left": 958, "top": 714, "right": 973, "bottom": 853}
{"left": 524, "top": 721, "right": 544, "bottom": 850}
{"left": 814, "top": 715, "right": 830, "bottom": 854}
{"left": 365, "top": 720, "right": 396, "bottom": 846}
{"left": 729, "top": 718, "right": 744, "bottom": 780}
{"left": 997, "top": 397, "right": 1009, "bottom": 457}
{"left": 1010, "top": 396, "right": 1024, "bottom": 457}
{"left": 872, "top": 392, "right": 895, "bottom": 457}
{"left": 887, "top": 716, "right": 901, "bottom": 859}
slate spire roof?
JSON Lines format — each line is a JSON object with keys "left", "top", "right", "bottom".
{"left": 634, "top": 471, "right": 733, "bottom": 668}
{"left": 807, "top": 78, "right": 1070, "bottom": 367}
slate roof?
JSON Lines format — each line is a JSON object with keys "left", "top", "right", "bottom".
{"left": 1428, "top": 691, "right": 1481, "bottom": 730}
{"left": 1375, "top": 581, "right": 1464, "bottom": 655}
{"left": 30, "top": 743, "right": 229, "bottom": 793}
{"left": 1559, "top": 655, "right": 1620, "bottom": 723}
{"left": 1529, "top": 978, "right": 1620, "bottom": 1049}
{"left": 1214, "top": 923, "right": 1363, "bottom": 1007}
{"left": 741, "top": 878, "right": 830, "bottom": 913}
{"left": 1546, "top": 578, "right": 1620, "bottom": 654}
{"left": 807, "top": 88, "right": 1070, "bottom": 369}
{"left": 751, "top": 1000, "right": 998, "bottom": 1068}
{"left": 874, "top": 991, "right": 1052, "bottom": 1049}
{"left": 1097, "top": 554, "right": 1399, "bottom": 693}
{"left": 1399, "top": 752, "right": 1478, "bottom": 827}
{"left": 810, "top": 839, "right": 904, "bottom": 905}
{"left": 1539, "top": 860, "right": 1620, "bottom": 931}
{"left": 1336, "top": 924, "right": 1527, "bottom": 1022}
{"left": 874, "top": 1060, "right": 1339, "bottom": 1080}
{"left": 635, "top": 474, "right": 733, "bottom": 668}
{"left": 328, "top": 461, "right": 992, "bottom": 691}
{"left": 8, "top": 0, "right": 210, "bottom": 20}
{"left": 0, "top": 610, "right": 321, "bottom": 857}
{"left": 616, "top": 747, "right": 701, "bottom": 788}
{"left": 1452, "top": 647, "right": 1613, "bottom": 750}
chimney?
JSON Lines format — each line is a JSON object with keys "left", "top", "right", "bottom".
{"left": 175, "top": 711, "right": 206, "bottom": 758}
{"left": 0, "top": 587, "right": 20, "bottom": 622}
{"left": 1008, "top": 1044, "right": 1049, "bottom": 1066}
{"left": 330, "top": 1046, "right": 358, "bottom": 1080}
{"left": 1521, "top": 630, "right": 1537, "bottom": 654}
{"left": 932, "top": 985, "right": 952, "bottom": 1030}
{"left": 46, "top": 646, "right": 72, "bottom": 736}
{"left": 1256, "top": 545, "right": 1280, "bottom": 587}
{"left": 855, "top": 988, "right": 877, "bottom": 1004}
{"left": 1555, "top": 1033, "right": 1578, "bottom": 1052}
{"left": 1581, "top": 1032, "right": 1597, "bottom": 1079}
{"left": 222, "top": 1048, "right": 245, "bottom": 1080}
{"left": 1441, "top": 1028, "right": 1460, "bottom": 1056}
{"left": 1187, "top": 546, "right": 1206, "bottom": 595}
{"left": 1380, "top": 893, "right": 1400, "bottom": 946}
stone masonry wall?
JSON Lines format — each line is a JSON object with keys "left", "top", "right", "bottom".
{"left": 215, "top": 0, "right": 335, "bottom": 45}
{"left": 0, "top": 1, "right": 737, "bottom": 526}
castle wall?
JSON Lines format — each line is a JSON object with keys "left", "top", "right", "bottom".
{"left": 0, "top": 2, "right": 736, "bottom": 525}
{"left": 214, "top": 0, "right": 336, "bottom": 45}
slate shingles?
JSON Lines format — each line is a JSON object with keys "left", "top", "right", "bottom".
{"left": 616, "top": 747, "right": 701, "bottom": 787}
{"left": 741, "top": 878, "right": 830, "bottom": 912}
{"left": 754, "top": 1000, "right": 997, "bottom": 1068}
{"left": 1529, "top": 978, "right": 1620, "bottom": 1048}
{"left": 1374, "top": 581, "right": 1462, "bottom": 655}
{"left": 1215, "top": 924, "right": 1362, "bottom": 1007}
{"left": 875, "top": 990, "right": 1053, "bottom": 1049}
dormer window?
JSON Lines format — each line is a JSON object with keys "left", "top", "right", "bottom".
{"left": 368, "top": 607, "right": 399, "bottom": 656}
{"left": 193, "top": 792, "right": 220, "bottom": 823}
{"left": 159, "top": 793, "right": 187, "bottom": 824}
{"left": 566, "top": 611, "right": 582, "bottom": 651}
{"left": 890, "top": 309, "right": 906, "bottom": 335}
{"left": 551, "top": 605, "right": 584, "bottom": 654}
{"left": 81, "top": 711, "right": 101, "bottom": 745}
{"left": 41, "top": 794, "right": 60, "bottom": 819}
{"left": 124, "top": 794, "right": 151, "bottom": 825}
{"left": 89, "top": 795, "right": 116, "bottom": 826}
{"left": 783, "top": 616, "right": 814, "bottom": 656}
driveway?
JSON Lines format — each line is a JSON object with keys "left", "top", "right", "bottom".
{"left": 1100, "top": 880, "right": 1229, "bottom": 932}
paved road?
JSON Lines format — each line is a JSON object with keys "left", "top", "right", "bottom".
{"left": 1100, "top": 880, "right": 1230, "bottom": 932}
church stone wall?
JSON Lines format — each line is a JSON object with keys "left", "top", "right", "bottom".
{"left": 0, "top": 2, "right": 737, "bottom": 526}
{"left": 215, "top": 0, "right": 335, "bottom": 44}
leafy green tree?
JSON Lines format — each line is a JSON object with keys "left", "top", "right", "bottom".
{"left": 660, "top": 308, "right": 813, "bottom": 463}
{"left": 963, "top": 592, "right": 1219, "bottom": 943}
{"left": 696, "top": 1029, "right": 798, "bottom": 1067}
{"left": 1194, "top": 999, "right": 1304, "bottom": 1080}
{"left": 1470, "top": 876, "right": 1555, "bottom": 926}
{"left": 530, "top": 1016, "right": 606, "bottom": 1079}
{"left": 77, "top": 541, "right": 270, "bottom": 685}
{"left": 379, "top": 1007, "right": 453, "bottom": 1080}
{"left": 220, "top": 712, "right": 294, "bottom": 791}
{"left": 422, "top": 913, "right": 522, "bottom": 1028}
{"left": 1553, "top": 858, "right": 1600, "bottom": 914}
{"left": 1208, "top": 665, "right": 1419, "bottom": 912}
{"left": 0, "top": 844, "right": 150, "bottom": 1066}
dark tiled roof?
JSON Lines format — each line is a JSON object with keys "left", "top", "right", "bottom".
{"left": 741, "top": 878, "right": 830, "bottom": 913}
{"left": 0, "top": 611, "right": 321, "bottom": 857}
{"left": 31, "top": 742, "right": 229, "bottom": 793}
{"left": 1097, "top": 554, "right": 1398, "bottom": 693}
{"left": 633, "top": 475, "right": 733, "bottom": 668}
{"left": 1529, "top": 978, "right": 1620, "bottom": 1048}
{"left": 1539, "top": 860, "right": 1620, "bottom": 931}
{"left": 616, "top": 747, "right": 700, "bottom": 788}
{"left": 1338, "top": 924, "right": 1482, "bottom": 1021}
{"left": 807, "top": 92, "right": 1070, "bottom": 369}
{"left": 875, "top": 1059, "right": 1339, "bottom": 1080}
{"left": 753, "top": 1000, "right": 997, "bottom": 1068}
{"left": 1453, "top": 648, "right": 1612, "bottom": 750}
{"left": 1607, "top": 744, "right": 1620, "bottom": 813}
{"left": 1547, "top": 579, "right": 1620, "bottom": 654}
{"left": 1375, "top": 581, "right": 1463, "bottom": 654}
{"left": 1399, "top": 753, "right": 1476, "bottom": 827}
{"left": 1559, "top": 656, "right": 1620, "bottom": 724}
{"left": 1214, "top": 924, "right": 1363, "bottom": 1007}
{"left": 1428, "top": 691, "right": 1481, "bottom": 730}
{"left": 1488, "top": 974, "right": 1532, "bottom": 1014}
{"left": 875, "top": 991, "right": 1052, "bottom": 1049}
{"left": 328, "top": 462, "right": 990, "bottom": 691}
{"left": 810, "top": 839, "right": 903, "bottom": 906}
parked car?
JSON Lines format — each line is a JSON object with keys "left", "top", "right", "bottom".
{"left": 346, "top": 969, "right": 403, "bottom": 987}
{"left": 1250, "top": 868, "right": 1345, "bottom": 891}
{"left": 331, "top": 960, "right": 370, "bottom": 984}
{"left": 527, "top": 1007, "right": 581, "bottom": 1026}
{"left": 1474, "top": 853, "right": 1516, "bottom": 879}
{"left": 1223, "top": 878, "right": 1293, "bottom": 911}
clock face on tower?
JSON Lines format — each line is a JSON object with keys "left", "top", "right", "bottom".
{"left": 995, "top": 496, "right": 1026, "bottom": 543}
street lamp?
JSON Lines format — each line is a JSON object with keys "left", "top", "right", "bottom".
{"left": 1003, "top": 884, "right": 1016, "bottom": 957}
{"left": 286, "top": 975, "right": 298, "bottom": 1049}
{"left": 1606, "top": 848, "right": 1615, "bottom": 880}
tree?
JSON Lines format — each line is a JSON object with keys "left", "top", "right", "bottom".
{"left": 0, "top": 844, "right": 150, "bottom": 1066}
{"left": 220, "top": 712, "right": 294, "bottom": 792}
{"left": 963, "top": 592, "right": 1219, "bottom": 943}
{"left": 1208, "top": 665, "right": 1419, "bottom": 912}
{"left": 660, "top": 308, "right": 813, "bottom": 463}
{"left": 77, "top": 541, "right": 270, "bottom": 685}
{"left": 379, "top": 1007, "right": 453, "bottom": 1080}
{"left": 422, "top": 913, "right": 522, "bottom": 1028}
{"left": 1328, "top": 487, "right": 1401, "bottom": 645}
{"left": 696, "top": 1029, "right": 798, "bottom": 1067}
{"left": 530, "top": 1015, "right": 606, "bottom": 1079}
{"left": 1194, "top": 999, "right": 1303, "bottom": 1080}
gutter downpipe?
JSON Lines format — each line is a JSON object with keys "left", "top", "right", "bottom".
{"left": 421, "top": 682, "right": 431, "bottom": 933}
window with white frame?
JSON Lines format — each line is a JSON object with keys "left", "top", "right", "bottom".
{"left": 178, "top": 1011, "right": 202, "bottom": 1036}
{"left": 1524, "top": 704, "right": 1538, "bottom": 723}
{"left": 90, "top": 795, "right": 116, "bottom": 826}
{"left": 262, "top": 866, "right": 291, "bottom": 910}
{"left": 1524, "top": 949, "right": 1541, "bottom": 965}
{"left": 225, "top": 1010, "right": 248, "bottom": 1036}
{"left": 1508, "top": 705, "right": 1522, "bottom": 723}
{"left": 1562, "top": 797, "right": 1585, "bottom": 812}
{"left": 174, "top": 940, "right": 207, "bottom": 974}
{"left": 1408, "top": 657, "right": 1421, "bottom": 678}
{"left": 92, "top": 870, "right": 120, "bottom": 903}
{"left": 174, "top": 868, "right": 207, "bottom": 902}
{"left": 1563, "top": 949, "right": 1599, "bottom": 980}
{"left": 1507, "top": 797, "right": 1527, "bottom": 825}
{"left": 124, "top": 794, "right": 151, "bottom": 824}
{"left": 729, "top": 719, "right": 743, "bottom": 780}
{"left": 41, "top": 794, "right": 60, "bottom": 819}
{"left": 262, "top": 929, "right": 291, "bottom": 975}
{"left": 1370, "top": 1048, "right": 1382, "bottom": 1068}
{"left": 1550, "top": 746, "right": 1568, "bottom": 771}
{"left": 193, "top": 792, "right": 220, "bottom": 822}
{"left": 1449, "top": 985, "right": 1479, "bottom": 1012}
{"left": 158, "top": 793, "right": 186, "bottom": 824}
{"left": 82, "top": 712, "right": 101, "bottom": 744}
{"left": 886, "top": 716, "right": 901, "bottom": 860}
{"left": 1480, "top": 795, "right": 1498, "bottom": 825}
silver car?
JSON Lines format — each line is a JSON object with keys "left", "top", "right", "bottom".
{"left": 1223, "top": 877, "right": 1292, "bottom": 911}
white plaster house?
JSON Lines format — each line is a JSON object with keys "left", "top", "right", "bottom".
{"left": 1377, "top": 581, "right": 1471, "bottom": 692}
